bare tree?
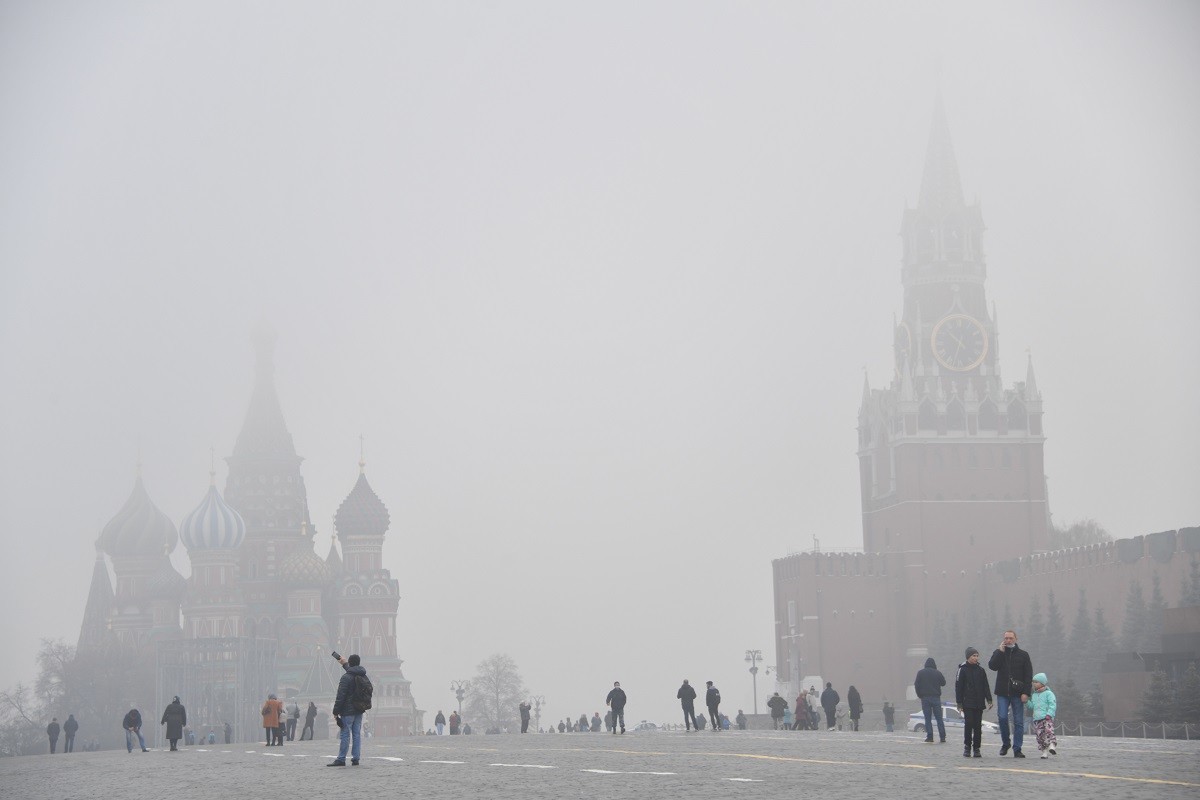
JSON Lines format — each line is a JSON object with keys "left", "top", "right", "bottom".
{"left": 0, "top": 684, "right": 44, "bottom": 756}
{"left": 465, "top": 654, "right": 527, "bottom": 733}
{"left": 1049, "top": 518, "right": 1111, "bottom": 549}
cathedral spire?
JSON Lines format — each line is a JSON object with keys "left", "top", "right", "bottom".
{"left": 1025, "top": 350, "right": 1040, "bottom": 400}
{"left": 917, "top": 93, "right": 965, "bottom": 216}
{"left": 77, "top": 546, "right": 115, "bottom": 652}
{"left": 230, "top": 323, "right": 299, "bottom": 462}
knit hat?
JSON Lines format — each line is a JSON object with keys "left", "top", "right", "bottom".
{"left": 1033, "top": 672, "right": 1048, "bottom": 685}
{"left": 965, "top": 647, "right": 979, "bottom": 660}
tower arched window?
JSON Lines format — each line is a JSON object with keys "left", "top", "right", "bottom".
{"left": 946, "top": 399, "right": 966, "bottom": 431}
{"left": 944, "top": 222, "right": 963, "bottom": 260}
{"left": 918, "top": 400, "right": 938, "bottom": 431}
{"left": 978, "top": 399, "right": 999, "bottom": 431}
{"left": 918, "top": 224, "right": 935, "bottom": 261}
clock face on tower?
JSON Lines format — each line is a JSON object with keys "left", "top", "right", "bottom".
{"left": 931, "top": 314, "right": 988, "bottom": 371}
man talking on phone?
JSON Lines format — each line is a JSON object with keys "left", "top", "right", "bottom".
{"left": 327, "top": 653, "right": 372, "bottom": 767}
{"left": 988, "top": 630, "right": 1033, "bottom": 758}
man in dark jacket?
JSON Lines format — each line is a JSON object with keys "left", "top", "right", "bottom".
{"left": 301, "top": 702, "right": 317, "bottom": 740}
{"left": 160, "top": 696, "right": 187, "bottom": 751}
{"left": 705, "top": 682, "right": 721, "bottom": 733}
{"left": 955, "top": 647, "right": 993, "bottom": 758}
{"left": 767, "top": 692, "right": 787, "bottom": 729}
{"left": 677, "top": 679, "right": 698, "bottom": 731}
{"left": 605, "top": 681, "right": 627, "bottom": 734}
{"left": 46, "top": 718, "right": 60, "bottom": 753}
{"left": 62, "top": 714, "right": 78, "bottom": 753}
{"left": 122, "top": 708, "right": 148, "bottom": 753}
{"left": 915, "top": 657, "right": 947, "bottom": 743}
{"left": 820, "top": 684, "right": 840, "bottom": 731}
{"left": 988, "top": 629, "right": 1033, "bottom": 758}
{"left": 327, "top": 654, "right": 369, "bottom": 766}
{"left": 519, "top": 701, "right": 532, "bottom": 733}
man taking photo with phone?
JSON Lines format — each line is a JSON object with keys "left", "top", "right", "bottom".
{"left": 327, "top": 653, "right": 372, "bottom": 767}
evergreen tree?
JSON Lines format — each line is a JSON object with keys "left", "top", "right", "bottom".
{"left": 1086, "top": 683, "right": 1105, "bottom": 720}
{"left": 945, "top": 612, "right": 962, "bottom": 673}
{"left": 1141, "top": 666, "right": 1176, "bottom": 723}
{"left": 929, "top": 611, "right": 949, "bottom": 674}
{"left": 1143, "top": 573, "right": 1167, "bottom": 652}
{"left": 1087, "top": 606, "right": 1118, "bottom": 694}
{"left": 1053, "top": 676, "right": 1087, "bottom": 728}
{"left": 1176, "top": 662, "right": 1200, "bottom": 724}
{"left": 1042, "top": 590, "right": 1068, "bottom": 686}
{"left": 1067, "top": 589, "right": 1093, "bottom": 686}
{"left": 1120, "top": 580, "right": 1146, "bottom": 652}
{"left": 1025, "top": 594, "right": 1045, "bottom": 662}
{"left": 1181, "top": 557, "right": 1200, "bottom": 607}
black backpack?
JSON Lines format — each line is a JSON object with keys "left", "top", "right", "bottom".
{"left": 351, "top": 674, "right": 374, "bottom": 712}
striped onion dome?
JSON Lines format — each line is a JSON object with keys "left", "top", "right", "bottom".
{"left": 279, "top": 547, "right": 331, "bottom": 586}
{"left": 334, "top": 470, "right": 390, "bottom": 538}
{"left": 98, "top": 476, "right": 179, "bottom": 557}
{"left": 180, "top": 482, "right": 246, "bottom": 550}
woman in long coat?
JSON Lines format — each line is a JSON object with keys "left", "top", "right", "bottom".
{"left": 261, "top": 694, "right": 284, "bottom": 746}
{"left": 847, "top": 685, "right": 864, "bottom": 731}
{"left": 161, "top": 696, "right": 187, "bottom": 751}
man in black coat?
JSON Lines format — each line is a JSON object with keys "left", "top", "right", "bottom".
{"left": 301, "top": 702, "right": 317, "bottom": 740}
{"left": 677, "top": 680, "right": 698, "bottom": 731}
{"left": 819, "top": 684, "right": 840, "bottom": 731}
{"left": 988, "top": 629, "right": 1033, "bottom": 758}
{"left": 914, "top": 657, "right": 947, "bottom": 743}
{"left": 328, "top": 654, "right": 369, "bottom": 766}
{"left": 705, "top": 682, "right": 721, "bottom": 733}
{"left": 46, "top": 718, "right": 59, "bottom": 753}
{"left": 62, "top": 714, "right": 78, "bottom": 753}
{"left": 605, "top": 681, "right": 627, "bottom": 734}
{"left": 161, "top": 696, "right": 187, "bottom": 751}
{"left": 955, "top": 647, "right": 993, "bottom": 758}
{"left": 767, "top": 692, "right": 787, "bottom": 729}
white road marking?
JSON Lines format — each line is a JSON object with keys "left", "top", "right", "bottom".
{"left": 728, "top": 778, "right": 764, "bottom": 782}
{"left": 261, "top": 752, "right": 287, "bottom": 757}
{"left": 420, "top": 760, "right": 466, "bottom": 764}
{"left": 581, "top": 769, "right": 677, "bottom": 775}
{"left": 370, "top": 756, "right": 405, "bottom": 762}
{"left": 490, "top": 763, "right": 556, "bottom": 769}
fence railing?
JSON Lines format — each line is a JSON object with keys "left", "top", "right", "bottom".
{"left": 1059, "top": 721, "right": 1198, "bottom": 740}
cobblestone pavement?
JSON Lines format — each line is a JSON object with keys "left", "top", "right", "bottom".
{"left": 3, "top": 728, "right": 1198, "bottom": 800}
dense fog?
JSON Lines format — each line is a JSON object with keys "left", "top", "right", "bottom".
{"left": 1, "top": 1, "right": 1197, "bottom": 727}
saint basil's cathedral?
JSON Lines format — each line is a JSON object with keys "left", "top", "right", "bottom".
{"left": 77, "top": 331, "right": 420, "bottom": 739}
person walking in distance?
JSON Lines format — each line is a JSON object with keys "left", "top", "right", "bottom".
{"left": 705, "top": 682, "right": 721, "bottom": 733}
{"left": 448, "top": 710, "right": 460, "bottom": 735}
{"left": 300, "top": 702, "right": 317, "bottom": 741}
{"left": 160, "top": 696, "right": 187, "bottom": 751}
{"left": 767, "top": 692, "right": 787, "bottom": 730}
{"left": 434, "top": 710, "right": 446, "bottom": 736}
{"left": 677, "top": 679, "right": 698, "bottom": 731}
{"left": 46, "top": 718, "right": 60, "bottom": 753}
{"left": 287, "top": 701, "right": 299, "bottom": 741}
{"left": 519, "top": 701, "right": 532, "bottom": 733}
{"left": 605, "top": 681, "right": 627, "bottom": 734}
{"left": 820, "top": 683, "right": 840, "bottom": 731}
{"left": 63, "top": 714, "right": 78, "bottom": 753}
{"left": 988, "top": 629, "right": 1033, "bottom": 758}
{"left": 914, "top": 658, "right": 947, "bottom": 743}
{"left": 261, "top": 694, "right": 284, "bottom": 746}
{"left": 122, "top": 708, "right": 148, "bottom": 753}
{"left": 328, "top": 653, "right": 372, "bottom": 766}
{"left": 847, "top": 685, "right": 863, "bottom": 732}
{"left": 955, "top": 647, "right": 993, "bottom": 758}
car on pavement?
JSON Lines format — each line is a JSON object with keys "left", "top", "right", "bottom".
{"left": 628, "top": 720, "right": 658, "bottom": 732}
{"left": 907, "top": 704, "right": 1000, "bottom": 735}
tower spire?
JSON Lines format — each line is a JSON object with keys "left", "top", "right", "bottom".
{"left": 918, "top": 93, "right": 965, "bottom": 215}
{"left": 359, "top": 434, "right": 366, "bottom": 475}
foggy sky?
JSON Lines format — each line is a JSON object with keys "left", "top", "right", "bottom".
{"left": 1, "top": 1, "right": 1198, "bottom": 726}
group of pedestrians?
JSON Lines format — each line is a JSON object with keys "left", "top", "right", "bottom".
{"left": 675, "top": 679, "right": 724, "bottom": 732}
{"left": 260, "top": 696, "right": 319, "bottom": 745}
{"left": 916, "top": 628, "right": 1058, "bottom": 760}
{"left": 44, "top": 714, "right": 79, "bottom": 753}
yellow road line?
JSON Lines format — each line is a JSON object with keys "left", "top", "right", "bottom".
{"left": 959, "top": 766, "right": 1200, "bottom": 788}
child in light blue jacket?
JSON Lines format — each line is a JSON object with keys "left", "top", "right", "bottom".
{"left": 1025, "top": 672, "right": 1058, "bottom": 758}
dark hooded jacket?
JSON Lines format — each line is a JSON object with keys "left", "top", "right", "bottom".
{"left": 914, "top": 658, "right": 946, "bottom": 699}
{"left": 122, "top": 709, "right": 142, "bottom": 730}
{"left": 955, "top": 660, "right": 993, "bottom": 710}
{"left": 63, "top": 715, "right": 78, "bottom": 736}
{"left": 605, "top": 687, "right": 627, "bottom": 710}
{"left": 820, "top": 685, "right": 840, "bottom": 712}
{"left": 677, "top": 682, "right": 697, "bottom": 707}
{"left": 767, "top": 693, "right": 788, "bottom": 718}
{"left": 47, "top": 721, "right": 60, "bottom": 740}
{"left": 847, "top": 686, "right": 863, "bottom": 718}
{"left": 333, "top": 664, "right": 368, "bottom": 716}
{"left": 161, "top": 700, "right": 187, "bottom": 739}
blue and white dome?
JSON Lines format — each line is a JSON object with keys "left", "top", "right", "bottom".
{"left": 180, "top": 483, "right": 246, "bottom": 550}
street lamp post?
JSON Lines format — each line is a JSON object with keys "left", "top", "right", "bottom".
{"left": 450, "top": 680, "right": 471, "bottom": 717}
{"left": 745, "top": 649, "right": 763, "bottom": 715}
{"left": 532, "top": 695, "right": 545, "bottom": 733}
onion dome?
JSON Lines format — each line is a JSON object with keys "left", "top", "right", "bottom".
{"left": 147, "top": 560, "right": 187, "bottom": 601}
{"left": 98, "top": 476, "right": 179, "bottom": 557}
{"left": 334, "top": 469, "right": 390, "bottom": 538}
{"left": 325, "top": 536, "right": 343, "bottom": 574}
{"left": 180, "top": 481, "right": 247, "bottom": 550}
{"left": 280, "top": 547, "right": 331, "bottom": 587}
